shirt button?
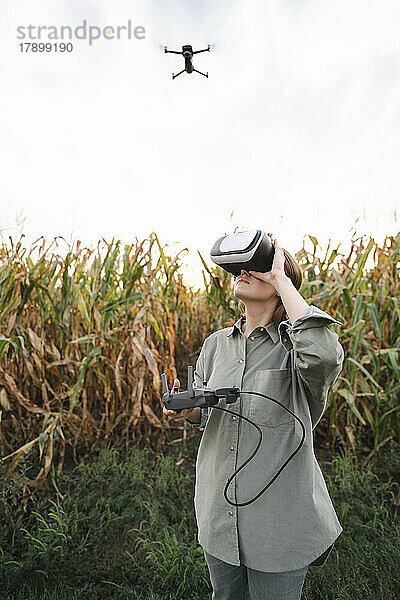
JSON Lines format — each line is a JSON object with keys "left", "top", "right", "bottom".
{"left": 230, "top": 445, "right": 234, "bottom": 451}
{"left": 239, "top": 359, "right": 244, "bottom": 363}
{"left": 229, "top": 510, "right": 234, "bottom": 516}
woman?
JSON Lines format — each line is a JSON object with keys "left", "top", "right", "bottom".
{"left": 163, "top": 238, "right": 344, "bottom": 600}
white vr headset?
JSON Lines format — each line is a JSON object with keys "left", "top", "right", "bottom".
{"left": 210, "top": 230, "right": 275, "bottom": 276}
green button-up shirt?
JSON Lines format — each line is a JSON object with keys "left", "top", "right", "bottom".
{"left": 186, "top": 304, "right": 344, "bottom": 572}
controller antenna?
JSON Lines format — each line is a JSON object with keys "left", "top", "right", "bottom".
{"left": 187, "top": 365, "right": 193, "bottom": 396}
{"left": 161, "top": 373, "right": 170, "bottom": 396}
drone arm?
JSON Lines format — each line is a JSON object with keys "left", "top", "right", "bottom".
{"left": 193, "top": 46, "right": 211, "bottom": 54}
{"left": 172, "top": 69, "right": 186, "bottom": 80}
{"left": 164, "top": 49, "right": 182, "bottom": 54}
{"left": 193, "top": 68, "right": 209, "bottom": 78}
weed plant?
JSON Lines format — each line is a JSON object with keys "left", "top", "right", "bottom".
{"left": 1, "top": 443, "right": 399, "bottom": 599}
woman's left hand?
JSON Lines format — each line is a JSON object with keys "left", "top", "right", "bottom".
{"left": 248, "top": 239, "right": 287, "bottom": 295}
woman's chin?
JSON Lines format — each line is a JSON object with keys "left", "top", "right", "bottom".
{"left": 234, "top": 290, "right": 251, "bottom": 301}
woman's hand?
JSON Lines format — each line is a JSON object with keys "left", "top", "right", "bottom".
{"left": 248, "top": 238, "right": 288, "bottom": 295}
{"left": 162, "top": 378, "right": 197, "bottom": 422}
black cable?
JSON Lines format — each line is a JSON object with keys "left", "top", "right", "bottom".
{"left": 210, "top": 391, "right": 306, "bottom": 507}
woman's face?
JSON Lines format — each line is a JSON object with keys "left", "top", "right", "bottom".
{"left": 233, "top": 269, "right": 278, "bottom": 304}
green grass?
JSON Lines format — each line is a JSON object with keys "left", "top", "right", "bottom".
{"left": 1, "top": 442, "right": 399, "bottom": 600}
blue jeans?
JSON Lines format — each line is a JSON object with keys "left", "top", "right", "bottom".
{"left": 203, "top": 550, "right": 308, "bottom": 600}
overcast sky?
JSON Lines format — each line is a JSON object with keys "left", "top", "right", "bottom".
{"left": 1, "top": 0, "right": 399, "bottom": 288}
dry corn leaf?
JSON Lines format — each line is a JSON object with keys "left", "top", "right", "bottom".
{"left": 34, "top": 426, "right": 54, "bottom": 489}
{"left": 142, "top": 402, "right": 163, "bottom": 428}
{"left": 0, "top": 387, "right": 10, "bottom": 410}
{"left": 27, "top": 328, "right": 44, "bottom": 355}
{"left": 32, "top": 352, "right": 42, "bottom": 371}
{"left": 2, "top": 420, "right": 55, "bottom": 471}
{"left": 131, "top": 333, "right": 160, "bottom": 392}
{"left": 45, "top": 342, "right": 61, "bottom": 360}
{"left": 5, "top": 312, "right": 17, "bottom": 337}
{"left": 2, "top": 373, "right": 49, "bottom": 415}
{"left": 51, "top": 342, "right": 61, "bottom": 361}
{"left": 345, "top": 426, "right": 357, "bottom": 456}
{"left": 47, "top": 359, "right": 80, "bottom": 369}
{"left": 57, "top": 438, "right": 66, "bottom": 476}
{"left": 115, "top": 340, "right": 129, "bottom": 400}
{"left": 93, "top": 307, "right": 102, "bottom": 331}
{"left": 132, "top": 373, "right": 144, "bottom": 411}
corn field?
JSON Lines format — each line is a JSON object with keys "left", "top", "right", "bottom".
{"left": 0, "top": 230, "right": 399, "bottom": 493}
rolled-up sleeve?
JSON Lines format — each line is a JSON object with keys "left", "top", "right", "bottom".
{"left": 278, "top": 304, "right": 344, "bottom": 428}
{"left": 185, "top": 338, "right": 209, "bottom": 430}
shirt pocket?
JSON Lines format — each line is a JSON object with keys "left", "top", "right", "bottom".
{"left": 249, "top": 368, "right": 294, "bottom": 427}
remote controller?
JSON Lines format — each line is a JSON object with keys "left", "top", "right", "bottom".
{"left": 161, "top": 366, "right": 240, "bottom": 413}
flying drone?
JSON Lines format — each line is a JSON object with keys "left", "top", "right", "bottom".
{"left": 164, "top": 44, "right": 211, "bottom": 80}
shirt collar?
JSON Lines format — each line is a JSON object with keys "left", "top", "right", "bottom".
{"left": 227, "top": 315, "right": 280, "bottom": 344}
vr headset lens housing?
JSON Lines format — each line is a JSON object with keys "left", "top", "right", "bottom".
{"left": 210, "top": 230, "right": 275, "bottom": 276}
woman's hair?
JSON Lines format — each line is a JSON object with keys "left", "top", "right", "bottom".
{"left": 237, "top": 246, "right": 303, "bottom": 327}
